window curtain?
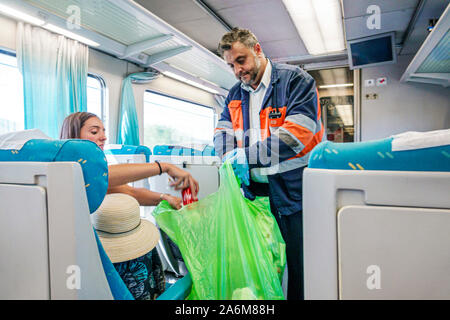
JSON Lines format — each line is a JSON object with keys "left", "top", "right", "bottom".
{"left": 16, "top": 22, "right": 89, "bottom": 138}
{"left": 117, "top": 71, "right": 159, "bottom": 145}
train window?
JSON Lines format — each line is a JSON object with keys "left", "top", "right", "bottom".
{"left": 143, "top": 90, "right": 215, "bottom": 150}
{"left": 308, "top": 67, "right": 356, "bottom": 142}
{"left": 0, "top": 50, "right": 105, "bottom": 136}
{"left": 0, "top": 50, "right": 24, "bottom": 134}
{"left": 87, "top": 74, "right": 106, "bottom": 121}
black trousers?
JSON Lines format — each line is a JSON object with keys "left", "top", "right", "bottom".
{"left": 270, "top": 201, "right": 304, "bottom": 300}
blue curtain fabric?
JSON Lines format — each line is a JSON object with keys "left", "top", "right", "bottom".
{"left": 16, "top": 22, "right": 88, "bottom": 138}
{"left": 117, "top": 72, "right": 159, "bottom": 145}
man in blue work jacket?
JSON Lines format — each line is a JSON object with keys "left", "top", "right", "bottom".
{"left": 214, "top": 28, "right": 325, "bottom": 300}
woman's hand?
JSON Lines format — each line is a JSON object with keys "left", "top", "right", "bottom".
{"left": 161, "top": 194, "right": 182, "bottom": 210}
{"left": 164, "top": 164, "right": 199, "bottom": 199}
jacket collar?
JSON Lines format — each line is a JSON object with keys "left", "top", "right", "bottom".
{"left": 262, "top": 59, "right": 280, "bottom": 108}
{"left": 238, "top": 59, "right": 280, "bottom": 113}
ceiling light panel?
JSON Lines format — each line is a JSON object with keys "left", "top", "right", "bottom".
{"left": 282, "top": 0, "right": 345, "bottom": 55}
{"left": 319, "top": 84, "right": 353, "bottom": 89}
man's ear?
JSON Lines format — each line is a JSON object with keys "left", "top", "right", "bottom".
{"left": 253, "top": 43, "right": 263, "bottom": 56}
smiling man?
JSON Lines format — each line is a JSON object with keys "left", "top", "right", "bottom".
{"left": 214, "top": 28, "right": 325, "bottom": 300}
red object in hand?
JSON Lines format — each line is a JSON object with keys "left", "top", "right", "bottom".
{"left": 182, "top": 188, "right": 197, "bottom": 205}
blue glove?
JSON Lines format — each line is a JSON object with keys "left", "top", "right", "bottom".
{"left": 223, "top": 148, "right": 250, "bottom": 186}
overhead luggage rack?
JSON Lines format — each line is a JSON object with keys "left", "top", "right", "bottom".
{"left": 400, "top": 4, "right": 450, "bottom": 87}
{"left": 6, "top": 0, "right": 235, "bottom": 95}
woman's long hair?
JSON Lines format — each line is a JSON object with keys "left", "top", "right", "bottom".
{"left": 59, "top": 112, "right": 98, "bottom": 139}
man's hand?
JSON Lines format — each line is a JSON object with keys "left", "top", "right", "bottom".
{"left": 223, "top": 148, "right": 250, "bottom": 186}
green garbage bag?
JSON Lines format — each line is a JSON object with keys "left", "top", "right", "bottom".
{"left": 152, "top": 162, "right": 286, "bottom": 300}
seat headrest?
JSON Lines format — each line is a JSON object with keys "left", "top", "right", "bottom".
{"left": 153, "top": 145, "right": 215, "bottom": 156}
{"left": 104, "top": 144, "right": 151, "bottom": 162}
{"left": 0, "top": 139, "right": 108, "bottom": 213}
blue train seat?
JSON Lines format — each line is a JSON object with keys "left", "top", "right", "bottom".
{"left": 303, "top": 132, "right": 450, "bottom": 300}
{"left": 0, "top": 135, "right": 133, "bottom": 300}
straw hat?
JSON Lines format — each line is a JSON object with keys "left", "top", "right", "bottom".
{"left": 91, "top": 193, "right": 160, "bottom": 263}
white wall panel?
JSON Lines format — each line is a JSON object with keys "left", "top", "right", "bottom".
{"left": 0, "top": 15, "right": 17, "bottom": 51}
{"left": 360, "top": 54, "right": 450, "bottom": 141}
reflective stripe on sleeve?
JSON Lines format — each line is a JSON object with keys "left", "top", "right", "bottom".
{"left": 274, "top": 127, "right": 306, "bottom": 154}
{"left": 216, "top": 120, "right": 233, "bottom": 129}
{"left": 285, "top": 114, "right": 317, "bottom": 134}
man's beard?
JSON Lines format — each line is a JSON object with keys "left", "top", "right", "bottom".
{"left": 239, "top": 54, "right": 261, "bottom": 85}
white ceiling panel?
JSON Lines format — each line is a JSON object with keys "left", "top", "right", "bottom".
{"left": 260, "top": 38, "right": 308, "bottom": 60}
{"left": 135, "top": 0, "right": 229, "bottom": 52}
{"left": 210, "top": 0, "right": 308, "bottom": 57}
{"left": 171, "top": 18, "right": 228, "bottom": 52}
{"left": 136, "top": 0, "right": 209, "bottom": 22}
{"left": 342, "top": 0, "right": 419, "bottom": 18}
{"left": 344, "top": 8, "right": 416, "bottom": 42}
{"left": 213, "top": 0, "right": 297, "bottom": 42}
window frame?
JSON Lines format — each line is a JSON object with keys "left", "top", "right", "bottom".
{"left": 143, "top": 89, "right": 216, "bottom": 148}
{"left": 87, "top": 72, "right": 107, "bottom": 122}
{"left": 144, "top": 89, "right": 215, "bottom": 113}
{"left": 0, "top": 47, "right": 16, "bottom": 59}
{"left": 0, "top": 48, "right": 24, "bottom": 133}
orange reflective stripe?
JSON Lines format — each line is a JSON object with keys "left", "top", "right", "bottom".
{"left": 260, "top": 108, "right": 270, "bottom": 140}
{"left": 288, "top": 121, "right": 324, "bottom": 160}
{"left": 286, "top": 89, "right": 323, "bottom": 160}
{"left": 281, "top": 120, "right": 314, "bottom": 146}
{"left": 299, "top": 122, "right": 324, "bottom": 157}
{"left": 228, "top": 100, "right": 244, "bottom": 132}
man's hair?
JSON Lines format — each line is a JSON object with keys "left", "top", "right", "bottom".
{"left": 59, "top": 112, "right": 98, "bottom": 139}
{"left": 218, "top": 27, "right": 259, "bottom": 57}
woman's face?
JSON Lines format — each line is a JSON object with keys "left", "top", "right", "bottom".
{"left": 80, "top": 116, "right": 107, "bottom": 150}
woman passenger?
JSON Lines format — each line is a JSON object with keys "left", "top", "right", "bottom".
{"left": 60, "top": 112, "right": 198, "bottom": 210}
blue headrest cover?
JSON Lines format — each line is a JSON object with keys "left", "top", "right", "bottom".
{"left": 104, "top": 145, "right": 151, "bottom": 162}
{"left": 308, "top": 138, "right": 450, "bottom": 172}
{"left": 0, "top": 139, "right": 108, "bottom": 213}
